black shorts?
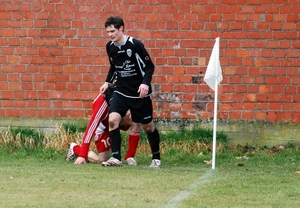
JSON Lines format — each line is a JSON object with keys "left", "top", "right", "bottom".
{"left": 109, "top": 92, "right": 153, "bottom": 124}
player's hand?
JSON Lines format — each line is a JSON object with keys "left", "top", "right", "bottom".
{"left": 74, "top": 157, "right": 87, "bottom": 165}
{"left": 100, "top": 83, "right": 109, "bottom": 94}
{"left": 138, "top": 84, "right": 149, "bottom": 98}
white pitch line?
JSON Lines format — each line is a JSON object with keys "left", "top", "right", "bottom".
{"left": 164, "top": 169, "right": 215, "bottom": 208}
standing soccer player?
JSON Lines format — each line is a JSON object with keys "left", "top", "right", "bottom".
{"left": 100, "top": 16, "right": 161, "bottom": 168}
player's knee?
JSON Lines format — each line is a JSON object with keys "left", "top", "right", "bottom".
{"left": 98, "top": 151, "right": 110, "bottom": 162}
{"left": 142, "top": 123, "right": 154, "bottom": 133}
{"left": 108, "top": 118, "right": 119, "bottom": 129}
{"left": 109, "top": 113, "right": 121, "bottom": 129}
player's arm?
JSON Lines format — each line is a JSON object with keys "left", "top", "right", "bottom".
{"left": 77, "top": 96, "right": 109, "bottom": 159}
{"left": 134, "top": 39, "right": 155, "bottom": 87}
{"left": 105, "top": 43, "right": 117, "bottom": 84}
{"left": 100, "top": 44, "right": 117, "bottom": 93}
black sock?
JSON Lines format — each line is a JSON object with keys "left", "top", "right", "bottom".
{"left": 109, "top": 128, "right": 121, "bottom": 160}
{"left": 147, "top": 128, "right": 160, "bottom": 160}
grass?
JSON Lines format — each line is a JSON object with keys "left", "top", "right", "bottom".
{"left": 0, "top": 126, "right": 300, "bottom": 207}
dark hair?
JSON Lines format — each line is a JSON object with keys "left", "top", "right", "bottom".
{"left": 104, "top": 16, "right": 124, "bottom": 30}
{"left": 104, "top": 84, "right": 114, "bottom": 105}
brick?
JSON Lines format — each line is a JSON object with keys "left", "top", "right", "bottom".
{"left": 7, "top": 73, "right": 18, "bottom": 81}
{"left": 286, "top": 49, "right": 299, "bottom": 57}
{"left": 241, "top": 112, "right": 254, "bottom": 120}
{"left": 229, "top": 112, "right": 241, "bottom": 120}
{"left": 273, "top": 29, "right": 286, "bottom": 40}
{"left": 282, "top": 103, "right": 294, "bottom": 111}
{"left": 281, "top": 59, "right": 293, "bottom": 67}
{"left": 2, "top": 100, "right": 14, "bottom": 107}
{"left": 285, "top": 86, "right": 297, "bottom": 94}
{"left": 269, "top": 59, "right": 281, "bottom": 66}
{"left": 257, "top": 22, "right": 268, "bottom": 30}
{"left": 6, "top": 109, "right": 22, "bottom": 117}
{"left": 0, "top": 91, "right": 11, "bottom": 100}
{"left": 293, "top": 113, "right": 300, "bottom": 123}
{"left": 55, "top": 83, "right": 67, "bottom": 91}
{"left": 244, "top": 94, "right": 256, "bottom": 102}
{"left": 69, "top": 57, "right": 80, "bottom": 64}
{"left": 22, "top": 109, "right": 38, "bottom": 117}
{"left": 37, "top": 109, "right": 53, "bottom": 117}
{"left": 257, "top": 103, "right": 268, "bottom": 110}
{"left": 255, "top": 112, "right": 267, "bottom": 120}
{"left": 257, "top": 94, "right": 268, "bottom": 102}
{"left": 275, "top": 69, "right": 287, "bottom": 76}
{"left": 270, "top": 103, "right": 281, "bottom": 110}
{"left": 255, "top": 59, "right": 268, "bottom": 67}
{"left": 282, "top": 23, "right": 295, "bottom": 30}
{"left": 262, "top": 50, "right": 273, "bottom": 57}
{"left": 244, "top": 103, "right": 256, "bottom": 110}
{"left": 168, "top": 57, "right": 180, "bottom": 65}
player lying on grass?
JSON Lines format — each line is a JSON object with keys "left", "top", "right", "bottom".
{"left": 66, "top": 84, "right": 140, "bottom": 165}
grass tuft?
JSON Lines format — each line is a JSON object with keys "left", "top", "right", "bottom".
{"left": 0, "top": 124, "right": 228, "bottom": 157}
{"left": 62, "top": 122, "right": 87, "bottom": 134}
{"left": 0, "top": 127, "right": 44, "bottom": 150}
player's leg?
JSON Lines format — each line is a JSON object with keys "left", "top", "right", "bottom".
{"left": 94, "top": 131, "right": 111, "bottom": 163}
{"left": 101, "top": 112, "right": 123, "bottom": 166}
{"left": 67, "top": 143, "right": 90, "bottom": 165}
{"left": 102, "top": 93, "right": 128, "bottom": 167}
{"left": 120, "top": 115, "right": 141, "bottom": 165}
{"left": 72, "top": 94, "right": 109, "bottom": 165}
{"left": 86, "top": 150, "right": 107, "bottom": 163}
{"left": 97, "top": 150, "right": 110, "bottom": 162}
{"left": 66, "top": 142, "right": 79, "bottom": 161}
{"left": 82, "top": 131, "right": 111, "bottom": 163}
{"left": 142, "top": 121, "right": 161, "bottom": 168}
{"left": 130, "top": 96, "right": 161, "bottom": 168}
{"left": 78, "top": 94, "right": 108, "bottom": 158}
{"left": 125, "top": 130, "right": 140, "bottom": 165}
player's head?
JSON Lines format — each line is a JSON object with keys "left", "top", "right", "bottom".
{"left": 105, "top": 16, "right": 124, "bottom": 30}
{"left": 105, "top": 16, "right": 125, "bottom": 43}
{"left": 104, "top": 84, "right": 114, "bottom": 105}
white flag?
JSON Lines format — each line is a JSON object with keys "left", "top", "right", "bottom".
{"left": 204, "top": 37, "right": 222, "bottom": 91}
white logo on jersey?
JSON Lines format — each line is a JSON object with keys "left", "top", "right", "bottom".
{"left": 127, "top": 49, "right": 132, "bottom": 57}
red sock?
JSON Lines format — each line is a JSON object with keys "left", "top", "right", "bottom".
{"left": 124, "top": 132, "right": 140, "bottom": 160}
{"left": 73, "top": 145, "right": 81, "bottom": 156}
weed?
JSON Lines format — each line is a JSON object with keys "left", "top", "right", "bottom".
{"left": 62, "top": 122, "right": 87, "bottom": 134}
{"left": 0, "top": 127, "right": 44, "bottom": 150}
{"left": 0, "top": 124, "right": 228, "bottom": 156}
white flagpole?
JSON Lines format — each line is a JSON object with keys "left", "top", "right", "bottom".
{"left": 212, "top": 79, "right": 218, "bottom": 170}
{"left": 204, "top": 37, "right": 222, "bottom": 170}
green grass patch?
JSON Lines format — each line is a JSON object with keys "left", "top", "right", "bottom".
{"left": 0, "top": 146, "right": 299, "bottom": 208}
{"left": 0, "top": 126, "right": 300, "bottom": 207}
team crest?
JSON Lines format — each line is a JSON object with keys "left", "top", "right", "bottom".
{"left": 126, "top": 49, "right": 132, "bottom": 57}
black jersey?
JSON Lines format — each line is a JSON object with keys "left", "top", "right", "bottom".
{"left": 105, "top": 36, "right": 155, "bottom": 98}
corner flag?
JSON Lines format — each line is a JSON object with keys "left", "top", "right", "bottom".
{"left": 204, "top": 37, "right": 222, "bottom": 90}
{"left": 204, "top": 37, "right": 222, "bottom": 170}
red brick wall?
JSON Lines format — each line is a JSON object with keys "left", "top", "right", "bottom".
{"left": 0, "top": 0, "right": 300, "bottom": 123}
